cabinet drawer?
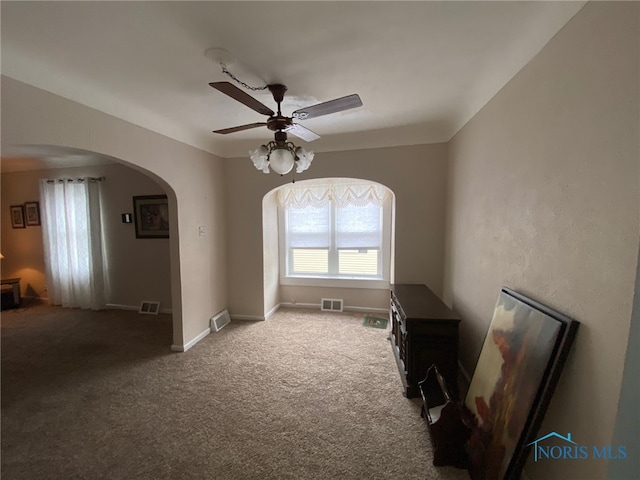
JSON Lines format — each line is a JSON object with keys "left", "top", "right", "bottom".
{"left": 412, "top": 322, "right": 458, "bottom": 338}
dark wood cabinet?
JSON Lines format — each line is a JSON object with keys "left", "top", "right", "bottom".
{"left": 389, "top": 284, "right": 460, "bottom": 398}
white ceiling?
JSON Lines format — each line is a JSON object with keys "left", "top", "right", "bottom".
{"left": 1, "top": 1, "right": 585, "bottom": 161}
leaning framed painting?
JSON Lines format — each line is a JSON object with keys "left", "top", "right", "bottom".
{"left": 464, "top": 287, "right": 578, "bottom": 480}
{"left": 132, "top": 195, "right": 169, "bottom": 239}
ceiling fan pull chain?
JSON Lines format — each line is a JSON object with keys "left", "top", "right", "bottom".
{"left": 220, "top": 63, "right": 268, "bottom": 92}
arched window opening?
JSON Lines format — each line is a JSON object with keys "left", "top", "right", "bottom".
{"left": 276, "top": 178, "right": 394, "bottom": 289}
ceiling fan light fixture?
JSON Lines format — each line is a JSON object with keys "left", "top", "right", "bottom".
{"left": 294, "top": 146, "right": 314, "bottom": 173}
{"left": 249, "top": 145, "right": 270, "bottom": 173}
{"left": 249, "top": 139, "right": 314, "bottom": 176}
{"left": 268, "top": 147, "right": 295, "bottom": 175}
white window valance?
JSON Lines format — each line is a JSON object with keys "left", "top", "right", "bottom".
{"left": 277, "top": 180, "right": 390, "bottom": 209}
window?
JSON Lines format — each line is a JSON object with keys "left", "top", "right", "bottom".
{"left": 278, "top": 179, "right": 392, "bottom": 286}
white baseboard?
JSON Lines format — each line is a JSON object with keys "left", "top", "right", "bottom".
{"left": 23, "top": 295, "right": 48, "bottom": 302}
{"left": 345, "top": 305, "right": 389, "bottom": 314}
{"left": 230, "top": 314, "right": 265, "bottom": 321}
{"left": 264, "top": 303, "right": 280, "bottom": 320}
{"left": 279, "top": 302, "right": 389, "bottom": 314}
{"left": 106, "top": 303, "right": 137, "bottom": 311}
{"left": 231, "top": 302, "right": 389, "bottom": 321}
{"left": 171, "top": 327, "right": 211, "bottom": 352}
{"left": 106, "top": 303, "right": 172, "bottom": 314}
{"left": 279, "top": 302, "right": 318, "bottom": 310}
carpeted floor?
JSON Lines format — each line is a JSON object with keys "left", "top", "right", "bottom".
{"left": 1, "top": 303, "right": 470, "bottom": 480}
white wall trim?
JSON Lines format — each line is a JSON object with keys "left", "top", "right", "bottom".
{"left": 171, "top": 327, "right": 211, "bottom": 352}
{"left": 23, "top": 295, "right": 48, "bottom": 301}
{"left": 106, "top": 303, "right": 138, "bottom": 311}
{"left": 233, "top": 302, "right": 389, "bottom": 321}
{"left": 264, "top": 303, "right": 281, "bottom": 320}
{"left": 279, "top": 302, "right": 389, "bottom": 314}
{"left": 279, "top": 302, "right": 318, "bottom": 310}
{"left": 230, "top": 314, "right": 265, "bottom": 321}
{"left": 345, "top": 305, "right": 389, "bottom": 314}
{"left": 106, "top": 303, "right": 172, "bottom": 314}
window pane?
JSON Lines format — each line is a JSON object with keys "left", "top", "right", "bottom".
{"left": 338, "top": 249, "right": 379, "bottom": 276}
{"left": 288, "top": 205, "right": 330, "bottom": 248}
{"left": 335, "top": 204, "right": 382, "bottom": 249}
{"left": 292, "top": 249, "right": 329, "bottom": 274}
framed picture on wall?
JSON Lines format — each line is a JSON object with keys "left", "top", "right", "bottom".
{"left": 24, "top": 201, "right": 41, "bottom": 226}
{"left": 10, "top": 205, "right": 26, "bottom": 229}
{"left": 132, "top": 195, "right": 169, "bottom": 239}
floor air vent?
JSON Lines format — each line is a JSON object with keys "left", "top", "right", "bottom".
{"left": 211, "top": 310, "right": 231, "bottom": 332}
{"left": 139, "top": 301, "right": 160, "bottom": 315}
{"left": 321, "top": 298, "right": 343, "bottom": 312}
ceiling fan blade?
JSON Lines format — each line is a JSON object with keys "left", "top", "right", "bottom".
{"left": 213, "top": 122, "right": 267, "bottom": 134}
{"left": 209, "top": 82, "right": 275, "bottom": 116}
{"left": 285, "top": 123, "right": 321, "bottom": 142}
{"left": 292, "top": 94, "right": 363, "bottom": 120}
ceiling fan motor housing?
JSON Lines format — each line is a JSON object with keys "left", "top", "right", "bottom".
{"left": 267, "top": 116, "right": 293, "bottom": 132}
{"left": 274, "top": 130, "right": 288, "bottom": 144}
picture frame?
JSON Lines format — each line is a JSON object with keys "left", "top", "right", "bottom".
{"left": 132, "top": 195, "right": 169, "bottom": 239}
{"left": 10, "top": 205, "right": 26, "bottom": 229}
{"left": 464, "top": 287, "right": 578, "bottom": 480}
{"left": 24, "top": 201, "right": 41, "bottom": 226}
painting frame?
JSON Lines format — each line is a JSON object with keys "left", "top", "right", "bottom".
{"left": 464, "top": 287, "right": 578, "bottom": 480}
{"left": 24, "top": 201, "right": 41, "bottom": 226}
{"left": 10, "top": 205, "right": 26, "bottom": 229}
{"left": 132, "top": 195, "right": 169, "bottom": 239}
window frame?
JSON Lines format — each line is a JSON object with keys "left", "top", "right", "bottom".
{"left": 278, "top": 180, "right": 392, "bottom": 290}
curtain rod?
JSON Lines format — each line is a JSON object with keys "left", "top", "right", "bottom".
{"left": 46, "top": 177, "right": 106, "bottom": 183}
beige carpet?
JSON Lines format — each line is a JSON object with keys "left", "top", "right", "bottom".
{"left": 1, "top": 303, "right": 470, "bottom": 480}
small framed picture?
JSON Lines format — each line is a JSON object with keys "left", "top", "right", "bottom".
{"left": 24, "top": 201, "right": 41, "bottom": 226}
{"left": 10, "top": 205, "right": 26, "bottom": 229}
{"left": 133, "top": 195, "right": 169, "bottom": 239}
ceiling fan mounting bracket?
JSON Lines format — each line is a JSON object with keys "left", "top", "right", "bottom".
{"left": 204, "top": 47, "right": 235, "bottom": 67}
{"left": 267, "top": 84, "right": 287, "bottom": 104}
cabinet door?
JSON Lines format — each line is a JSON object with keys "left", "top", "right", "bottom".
{"left": 414, "top": 342, "right": 458, "bottom": 397}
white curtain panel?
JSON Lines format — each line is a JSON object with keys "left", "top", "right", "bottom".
{"left": 39, "top": 179, "right": 106, "bottom": 310}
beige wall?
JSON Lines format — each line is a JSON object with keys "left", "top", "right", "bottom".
{"left": 444, "top": 2, "right": 639, "bottom": 479}
{"left": 1, "top": 77, "right": 228, "bottom": 349}
{"left": 1, "top": 163, "right": 171, "bottom": 309}
{"left": 262, "top": 189, "right": 280, "bottom": 316}
{"left": 225, "top": 143, "right": 449, "bottom": 318}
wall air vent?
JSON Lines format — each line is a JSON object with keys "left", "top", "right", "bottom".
{"left": 139, "top": 301, "right": 160, "bottom": 315}
{"left": 321, "top": 298, "right": 344, "bottom": 312}
{"left": 211, "top": 309, "right": 231, "bottom": 332}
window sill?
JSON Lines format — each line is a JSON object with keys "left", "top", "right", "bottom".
{"left": 279, "top": 276, "right": 390, "bottom": 290}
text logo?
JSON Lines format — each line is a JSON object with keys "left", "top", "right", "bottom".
{"left": 526, "top": 432, "right": 627, "bottom": 462}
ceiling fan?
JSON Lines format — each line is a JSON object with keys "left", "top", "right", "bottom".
{"left": 209, "top": 80, "right": 363, "bottom": 175}
{"left": 208, "top": 81, "right": 363, "bottom": 143}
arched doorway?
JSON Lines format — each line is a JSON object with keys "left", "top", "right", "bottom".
{"left": 1, "top": 145, "right": 179, "bottom": 343}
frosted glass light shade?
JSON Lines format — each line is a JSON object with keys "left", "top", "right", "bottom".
{"left": 249, "top": 145, "right": 270, "bottom": 173}
{"left": 269, "top": 148, "right": 295, "bottom": 175}
{"left": 294, "top": 147, "right": 314, "bottom": 173}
